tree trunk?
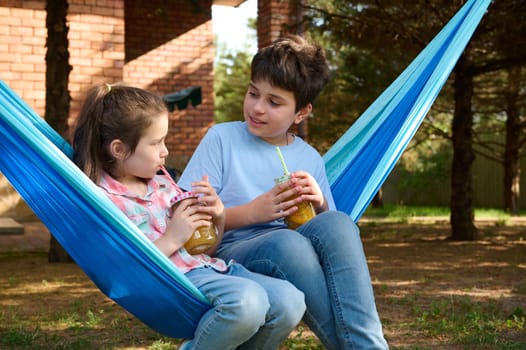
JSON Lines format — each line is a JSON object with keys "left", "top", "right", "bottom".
{"left": 372, "top": 188, "right": 383, "bottom": 208}
{"left": 450, "top": 55, "right": 477, "bottom": 241}
{"left": 503, "top": 66, "right": 522, "bottom": 215}
{"left": 45, "top": 0, "right": 73, "bottom": 262}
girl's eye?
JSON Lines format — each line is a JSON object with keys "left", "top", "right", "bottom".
{"left": 269, "top": 99, "right": 280, "bottom": 106}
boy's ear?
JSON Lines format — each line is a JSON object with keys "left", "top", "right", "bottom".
{"left": 109, "top": 139, "right": 128, "bottom": 160}
{"left": 293, "top": 104, "right": 312, "bottom": 125}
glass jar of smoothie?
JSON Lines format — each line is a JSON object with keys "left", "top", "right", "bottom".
{"left": 274, "top": 174, "right": 316, "bottom": 229}
{"left": 171, "top": 191, "right": 217, "bottom": 255}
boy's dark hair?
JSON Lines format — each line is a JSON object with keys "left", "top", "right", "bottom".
{"left": 72, "top": 83, "right": 167, "bottom": 183}
{"left": 250, "top": 34, "right": 329, "bottom": 111}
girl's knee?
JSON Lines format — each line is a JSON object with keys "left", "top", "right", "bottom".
{"left": 228, "top": 282, "right": 270, "bottom": 328}
{"left": 274, "top": 284, "right": 306, "bottom": 328}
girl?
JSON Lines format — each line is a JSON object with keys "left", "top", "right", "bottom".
{"left": 72, "top": 83, "right": 305, "bottom": 350}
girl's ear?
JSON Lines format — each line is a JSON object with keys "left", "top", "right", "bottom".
{"left": 109, "top": 139, "right": 128, "bottom": 160}
{"left": 293, "top": 104, "right": 312, "bottom": 125}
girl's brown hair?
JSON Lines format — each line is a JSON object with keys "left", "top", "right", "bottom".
{"left": 72, "top": 83, "right": 167, "bottom": 183}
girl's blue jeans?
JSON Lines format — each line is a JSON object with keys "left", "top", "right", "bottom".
{"left": 185, "top": 263, "right": 305, "bottom": 350}
{"left": 217, "top": 211, "right": 389, "bottom": 350}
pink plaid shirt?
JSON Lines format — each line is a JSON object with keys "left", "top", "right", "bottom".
{"left": 98, "top": 170, "right": 229, "bottom": 274}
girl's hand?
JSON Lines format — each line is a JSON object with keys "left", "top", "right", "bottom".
{"left": 188, "top": 175, "right": 225, "bottom": 223}
{"left": 161, "top": 197, "right": 211, "bottom": 254}
{"left": 188, "top": 176, "right": 225, "bottom": 255}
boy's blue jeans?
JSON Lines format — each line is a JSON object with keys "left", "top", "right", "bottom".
{"left": 217, "top": 211, "right": 389, "bottom": 350}
{"left": 185, "top": 263, "right": 305, "bottom": 350}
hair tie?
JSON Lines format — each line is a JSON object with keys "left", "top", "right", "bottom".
{"left": 105, "top": 83, "right": 112, "bottom": 93}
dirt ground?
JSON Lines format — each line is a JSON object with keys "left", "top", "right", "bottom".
{"left": 360, "top": 218, "right": 526, "bottom": 349}
{"left": 1, "top": 218, "right": 525, "bottom": 349}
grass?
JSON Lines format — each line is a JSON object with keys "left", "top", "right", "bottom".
{"left": 409, "top": 296, "right": 524, "bottom": 349}
{"left": 364, "top": 204, "right": 525, "bottom": 222}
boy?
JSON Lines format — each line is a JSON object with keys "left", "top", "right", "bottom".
{"left": 179, "top": 35, "right": 388, "bottom": 349}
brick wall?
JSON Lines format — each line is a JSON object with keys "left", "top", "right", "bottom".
{"left": 0, "top": 1, "right": 47, "bottom": 113}
{"left": 0, "top": 0, "right": 214, "bottom": 171}
{"left": 68, "top": 0, "right": 126, "bottom": 125}
{"left": 124, "top": 0, "right": 214, "bottom": 170}
{"left": 257, "top": 0, "right": 297, "bottom": 48}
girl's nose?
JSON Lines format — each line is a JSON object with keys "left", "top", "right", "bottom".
{"left": 161, "top": 143, "right": 169, "bottom": 157}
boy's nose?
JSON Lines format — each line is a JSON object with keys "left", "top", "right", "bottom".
{"left": 253, "top": 99, "right": 265, "bottom": 114}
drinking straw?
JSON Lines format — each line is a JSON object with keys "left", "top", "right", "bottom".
{"left": 275, "top": 146, "right": 289, "bottom": 174}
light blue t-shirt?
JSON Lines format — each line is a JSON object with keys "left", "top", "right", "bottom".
{"left": 178, "top": 121, "right": 335, "bottom": 243}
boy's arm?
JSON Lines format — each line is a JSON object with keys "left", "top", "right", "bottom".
{"left": 224, "top": 204, "right": 257, "bottom": 230}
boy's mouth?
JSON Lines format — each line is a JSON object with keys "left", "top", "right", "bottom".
{"left": 249, "top": 116, "right": 266, "bottom": 125}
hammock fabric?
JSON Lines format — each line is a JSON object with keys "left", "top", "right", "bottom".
{"left": 0, "top": 0, "right": 490, "bottom": 340}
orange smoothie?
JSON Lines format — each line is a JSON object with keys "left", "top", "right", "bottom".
{"left": 171, "top": 192, "right": 218, "bottom": 255}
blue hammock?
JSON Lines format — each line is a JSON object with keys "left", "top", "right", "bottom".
{"left": 324, "top": 0, "right": 492, "bottom": 221}
{"left": 0, "top": 0, "right": 490, "bottom": 340}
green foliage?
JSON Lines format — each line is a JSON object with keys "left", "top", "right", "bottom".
{"left": 213, "top": 18, "right": 256, "bottom": 124}
{"left": 305, "top": 0, "right": 452, "bottom": 154}
{"left": 387, "top": 141, "right": 453, "bottom": 206}
{"left": 214, "top": 45, "right": 252, "bottom": 123}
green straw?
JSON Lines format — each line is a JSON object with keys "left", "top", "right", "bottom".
{"left": 275, "top": 146, "right": 289, "bottom": 175}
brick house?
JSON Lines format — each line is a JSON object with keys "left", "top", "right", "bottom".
{"left": 0, "top": 0, "right": 301, "bottom": 217}
{"left": 1, "top": 0, "right": 301, "bottom": 168}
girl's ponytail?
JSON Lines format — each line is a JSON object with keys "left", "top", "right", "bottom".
{"left": 72, "top": 84, "right": 109, "bottom": 182}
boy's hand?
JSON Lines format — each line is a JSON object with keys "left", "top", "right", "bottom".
{"left": 224, "top": 172, "right": 328, "bottom": 229}
{"left": 249, "top": 179, "right": 302, "bottom": 223}
{"left": 289, "top": 171, "right": 328, "bottom": 213}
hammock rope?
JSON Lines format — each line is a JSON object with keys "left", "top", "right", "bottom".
{"left": 0, "top": 0, "right": 490, "bottom": 339}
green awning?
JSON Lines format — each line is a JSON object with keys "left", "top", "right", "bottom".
{"left": 163, "top": 86, "right": 202, "bottom": 112}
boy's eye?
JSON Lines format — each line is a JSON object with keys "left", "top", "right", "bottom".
{"left": 269, "top": 99, "right": 280, "bottom": 106}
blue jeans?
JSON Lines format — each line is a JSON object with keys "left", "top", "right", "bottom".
{"left": 217, "top": 211, "right": 389, "bottom": 350}
{"left": 185, "top": 263, "right": 305, "bottom": 350}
